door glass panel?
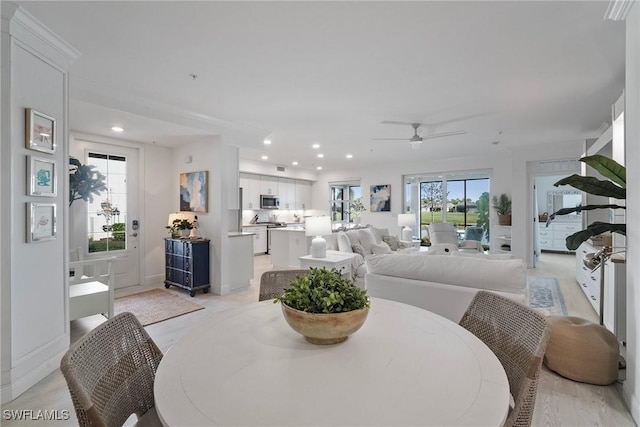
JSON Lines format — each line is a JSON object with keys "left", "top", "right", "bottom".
{"left": 87, "top": 153, "right": 127, "bottom": 253}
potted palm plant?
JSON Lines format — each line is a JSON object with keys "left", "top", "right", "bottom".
{"left": 547, "top": 154, "right": 625, "bottom": 250}
{"left": 492, "top": 193, "right": 512, "bottom": 226}
{"left": 274, "top": 267, "right": 370, "bottom": 345}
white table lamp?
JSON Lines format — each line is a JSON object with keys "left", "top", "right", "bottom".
{"left": 398, "top": 213, "right": 415, "bottom": 241}
{"left": 305, "top": 216, "right": 332, "bottom": 258}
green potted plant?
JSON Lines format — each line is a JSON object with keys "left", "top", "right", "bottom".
{"left": 349, "top": 198, "right": 366, "bottom": 224}
{"left": 274, "top": 267, "right": 370, "bottom": 344}
{"left": 547, "top": 154, "right": 625, "bottom": 250}
{"left": 166, "top": 218, "right": 194, "bottom": 238}
{"left": 492, "top": 193, "right": 512, "bottom": 226}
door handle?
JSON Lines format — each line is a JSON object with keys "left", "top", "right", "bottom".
{"left": 130, "top": 232, "right": 138, "bottom": 237}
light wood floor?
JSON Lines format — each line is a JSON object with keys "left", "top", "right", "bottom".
{"left": 1, "top": 253, "right": 635, "bottom": 426}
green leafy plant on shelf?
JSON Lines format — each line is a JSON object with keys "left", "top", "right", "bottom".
{"left": 274, "top": 267, "right": 370, "bottom": 313}
{"left": 165, "top": 218, "right": 194, "bottom": 237}
{"left": 547, "top": 154, "right": 625, "bottom": 250}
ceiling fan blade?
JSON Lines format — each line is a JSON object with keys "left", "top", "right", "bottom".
{"left": 372, "top": 137, "right": 411, "bottom": 141}
{"left": 422, "top": 130, "right": 467, "bottom": 140}
{"left": 380, "top": 120, "right": 423, "bottom": 127}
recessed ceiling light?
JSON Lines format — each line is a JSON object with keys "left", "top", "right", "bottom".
{"left": 316, "top": 166, "right": 322, "bottom": 170}
{"left": 261, "top": 155, "right": 268, "bottom": 160}
{"left": 312, "top": 144, "right": 320, "bottom": 149}
{"left": 292, "top": 161, "right": 298, "bottom": 166}
{"left": 317, "top": 153, "right": 324, "bottom": 158}
{"left": 346, "top": 154, "right": 353, "bottom": 159}
{"left": 111, "top": 126, "right": 124, "bottom": 132}
{"left": 263, "top": 139, "right": 271, "bottom": 145}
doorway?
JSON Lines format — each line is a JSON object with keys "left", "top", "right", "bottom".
{"left": 70, "top": 138, "right": 141, "bottom": 289}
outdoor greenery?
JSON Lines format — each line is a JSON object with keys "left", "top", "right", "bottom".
{"left": 349, "top": 197, "right": 366, "bottom": 218}
{"left": 88, "top": 238, "right": 125, "bottom": 252}
{"left": 274, "top": 267, "right": 370, "bottom": 313}
{"left": 548, "top": 154, "right": 626, "bottom": 250}
{"left": 69, "top": 156, "right": 107, "bottom": 207}
{"left": 476, "top": 192, "right": 490, "bottom": 240}
{"left": 111, "top": 223, "right": 126, "bottom": 241}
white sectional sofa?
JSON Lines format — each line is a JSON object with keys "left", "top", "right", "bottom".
{"left": 364, "top": 253, "right": 529, "bottom": 322}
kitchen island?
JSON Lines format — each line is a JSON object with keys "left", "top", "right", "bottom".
{"left": 269, "top": 227, "right": 311, "bottom": 269}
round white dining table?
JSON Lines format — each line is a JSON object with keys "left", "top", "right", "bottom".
{"left": 154, "top": 298, "right": 509, "bottom": 426}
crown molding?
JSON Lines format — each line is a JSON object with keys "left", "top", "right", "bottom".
{"left": 604, "top": 0, "right": 634, "bottom": 21}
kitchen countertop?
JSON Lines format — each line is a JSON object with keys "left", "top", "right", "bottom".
{"left": 228, "top": 232, "right": 255, "bottom": 237}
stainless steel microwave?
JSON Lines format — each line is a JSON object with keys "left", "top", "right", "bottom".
{"left": 260, "top": 194, "right": 280, "bottom": 209}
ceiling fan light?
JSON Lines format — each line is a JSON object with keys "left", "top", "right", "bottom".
{"left": 410, "top": 141, "right": 422, "bottom": 150}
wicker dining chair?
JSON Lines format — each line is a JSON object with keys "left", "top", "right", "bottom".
{"left": 60, "top": 312, "right": 163, "bottom": 427}
{"left": 259, "top": 269, "right": 309, "bottom": 301}
{"left": 459, "top": 291, "right": 551, "bottom": 427}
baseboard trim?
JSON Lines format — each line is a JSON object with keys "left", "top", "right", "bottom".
{"left": 1, "top": 345, "right": 67, "bottom": 404}
{"left": 622, "top": 382, "right": 640, "bottom": 425}
{"left": 144, "top": 274, "right": 164, "bottom": 286}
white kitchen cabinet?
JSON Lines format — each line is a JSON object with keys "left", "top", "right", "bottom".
{"left": 240, "top": 173, "right": 261, "bottom": 210}
{"left": 279, "top": 178, "right": 296, "bottom": 209}
{"left": 538, "top": 222, "right": 580, "bottom": 252}
{"left": 260, "top": 176, "right": 279, "bottom": 196}
{"left": 575, "top": 241, "right": 626, "bottom": 341}
{"left": 242, "top": 225, "right": 267, "bottom": 254}
{"left": 295, "top": 180, "right": 312, "bottom": 210}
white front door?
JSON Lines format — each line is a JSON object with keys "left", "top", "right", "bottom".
{"left": 72, "top": 139, "right": 141, "bottom": 289}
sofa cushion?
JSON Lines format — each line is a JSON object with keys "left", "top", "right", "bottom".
{"left": 337, "top": 231, "right": 353, "bottom": 253}
{"left": 371, "top": 241, "right": 393, "bottom": 254}
{"left": 358, "top": 228, "right": 377, "bottom": 253}
{"left": 451, "top": 251, "right": 513, "bottom": 260}
{"left": 345, "top": 230, "right": 361, "bottom": 247}
{"left": 365, "top": 254, "right": 526, "bottom": 293}
{"left": 370, "top": 227, "right": 389, "bottom": 244}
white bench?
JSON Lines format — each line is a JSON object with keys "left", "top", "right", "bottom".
{"left": 68, "top": 257, "right": 115, "bottom": 321}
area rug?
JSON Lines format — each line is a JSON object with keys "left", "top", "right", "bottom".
{"left": 114, "top": 289, "right": 204, "bottom": 326}
{"left": 528, "top": 276, "right": 568, "bottom": 316}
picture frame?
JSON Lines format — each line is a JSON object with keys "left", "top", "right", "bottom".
{"left": 180, "top": 171, "right": 208, "bottom": 212}
{"left": 28, "top": 155, "right": 57, "bottom": 197}
{"left": 370, "top": 184, "right": 391, "bottom": 212}
{"left": 25, "top": 108, "right": 56, "bottom": 154}
{"left": 27, "top": 202, "right": 56, "bottom": 242}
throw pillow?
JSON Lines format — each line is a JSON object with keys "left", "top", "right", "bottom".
{"left": 337, "top": 231, "right": 353, "bottom": 253}
{"left": 382, "top": 235, "right": 400, "bottom": 251}
{"left": 358, "top": 228, "right": 377, "bottom": 253}
{"left": 352, "top": 242, "right": 367, "bottom": 258}
{"left": 371, "top": 241, "right": 393, "bottom": 254}
{"left": 345, "top": 229, "right": 361, "bottom": 247}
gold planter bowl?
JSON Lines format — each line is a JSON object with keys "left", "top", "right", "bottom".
{"left": 281, "top": 304, "right": 369, "bottom": 345}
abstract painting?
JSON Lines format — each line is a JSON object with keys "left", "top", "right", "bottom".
{"left": 180, "top": 171, "right": 208, "bottom": 212}
{"left": 370, "top": 185, "right": 391, "bottom": 212}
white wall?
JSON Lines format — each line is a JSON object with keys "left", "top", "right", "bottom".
{"left": 172, "top": 139, "right": 250, "bottom": 294}
{"left": 623, "top": 2, "right": 639, "bottom": 422}
{"left": 240, "top": 158, "right": 318, "bottom": 181}
{"left": 1, "top": 5, "right": 78, "bottom": 403}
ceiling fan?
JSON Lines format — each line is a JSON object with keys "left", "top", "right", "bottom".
{"left": 374, "top": 120, "right": 467, "bottom": 149}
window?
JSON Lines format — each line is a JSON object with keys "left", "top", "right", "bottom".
{"left": 87, "top": 152, "right": 128, "bottom": 253}
{"left": 404, "top": 172, "right": 490, "bottom": 245}
{"left": 330, "top": 182, "right": 361, "bottom": 224}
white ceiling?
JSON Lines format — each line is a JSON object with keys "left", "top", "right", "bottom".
{"left": 15, "top": 1, "right": 625, "bottom": 172}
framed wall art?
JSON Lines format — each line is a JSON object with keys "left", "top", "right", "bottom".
{"left": 180, "top": 171, "right": 208, "bottom": 212}
{"left": 25, "top": 108, "right": 56, "bottom": 154}
{"left": 370, "top": 184, "right": 391, "bottom": 212}
{"left": 27, "top": 155, "right": 57, "bottom": 197}
{"left": 27, "top": 202, "right": 57, "bottom": 242}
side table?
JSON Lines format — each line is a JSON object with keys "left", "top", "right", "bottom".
{"left": 299, "top": 251, "right": 358, "bottom": 280}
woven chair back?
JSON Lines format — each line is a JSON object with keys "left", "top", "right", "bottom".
{"left": 459, "top": 291, "right": 551, "bottom": 427}
{"left": 259, "top": 269, "right": 310, "bottom": 301}
{"left": 60, "top": 312, "right": 163, "bottom": 427}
